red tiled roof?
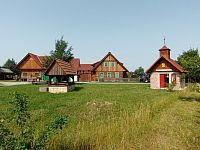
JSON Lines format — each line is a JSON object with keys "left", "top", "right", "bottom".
{"left": 70, "top": 58, "right": 80, "bottom": 73}
{"left": 146, "top": 56, "right": 187, "bottom": 73}
{"left": 79, "top": 64, "right": 93, "bottom": 71}
{"left": 39, "top": 56, "right": 49, "bottom": 64}
{"left": 160, "top": 45, "right": 170, "bottom": 50}
{"left": 17, "top": 53, "right": 48, "bottom": 69}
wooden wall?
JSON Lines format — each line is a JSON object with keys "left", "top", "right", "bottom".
{"left": 93, "top": 54, "right": 127, "bottom": 80}
{"left": 95, "top": 55, "right": 126, "bottom": 72}
{"left": 18, "top": 56, "right": 42, "bottom": 69}
{"left": 151, "top": 58, "right": 179, "bottom": 72}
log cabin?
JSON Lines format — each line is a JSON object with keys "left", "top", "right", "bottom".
{"left": 78, "top": 52, "right": 129, "bottom": 82}
{"left": 146, "top": 45, "right": 187, "bottom": 90}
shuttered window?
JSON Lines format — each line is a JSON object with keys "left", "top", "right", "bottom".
{"left": 100, "top": 72, "right": 104, "bottom": 78}
{"left": 108, "top": 72, "right": 112, "bottom": 78}
{"left": 115, "top": 72, "right": 119, "bottom": 78}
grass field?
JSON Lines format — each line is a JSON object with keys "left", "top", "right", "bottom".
{"left": 0, "top": 84, "right": 200, "bottom": 150}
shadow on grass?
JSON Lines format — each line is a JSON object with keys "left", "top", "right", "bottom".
{"left": 74, "top": 86, "right": 84, "bottom": 92}
{"left": 179, "top": 96, "right": 200, "bottom": 102}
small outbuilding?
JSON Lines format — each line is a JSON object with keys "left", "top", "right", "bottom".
{"left": 44, "top": 59, "right": 76, "bottom": 93}
{"left": 0, "top": 68, "right": 14, "bottom": 80}
{"left": 146, "top": 44, "right": 187, "bottom": 90}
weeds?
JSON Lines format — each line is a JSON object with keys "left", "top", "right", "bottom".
{"left": 0, "top": 92, "right": 67, "bottom": 150}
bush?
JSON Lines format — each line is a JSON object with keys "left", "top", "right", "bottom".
{"left": 0, "top": 92, "right": 67, "bottom": 150}
{"left": 166, "top": 83, "right": 176, "bottom": 92}
{"left": 187, "top": 83, "right": 200, "bottom": 93}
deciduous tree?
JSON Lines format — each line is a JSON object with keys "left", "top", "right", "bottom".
{"left": 177, "top": 48, "right": 200, "bottom": 82}
{"left": 3, "top": 58, "right": 19, "bottom": 74}
{"left": 43, "top": 36, "right": 74, "bottom": 68}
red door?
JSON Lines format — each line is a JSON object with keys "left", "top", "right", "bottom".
{"left": 160, "top": 74, "right": 165, "bottom": 88}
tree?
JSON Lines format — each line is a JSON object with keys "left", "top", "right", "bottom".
{"left": 43, "top": 36, "right": 74, "bottom": 68}
{"left": 134, "top": 66, "right": 144, "bottom": 78}
{"left": 177, "top": 48, "right": 200, "bottom": 82}
{"left": 3, "top": 58, "right": 19, "bottom": 75}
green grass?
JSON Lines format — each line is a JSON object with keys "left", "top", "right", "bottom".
{"left": 0, "top": 84, "right": 200, "bottom": 149}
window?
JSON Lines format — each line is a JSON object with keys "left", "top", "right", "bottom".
{"left": 35, "top": 73, "right": 40, "bottom": 77}
{"left": 104, "top": 62, "right": 108, "bottom": 67}
{"left": 115, "top": 72, "right": 119, "bottom": 78}
{"left": 108, "top": 72, "right": 112, "bottom": 78}
{"left": 100, "top": 72, "right": 104, "bottom": 78}
{"left": 22, "top": 73, "right": 27, "bottom": 77}
{"left": 110, "top": 62, "right": 115, "bottom": 67}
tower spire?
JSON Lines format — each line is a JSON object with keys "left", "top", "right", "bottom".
{"left": 164, "top": 36, "right": 166, "bottom": 45}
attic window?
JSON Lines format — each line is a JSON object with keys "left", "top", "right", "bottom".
{"left": 104, "top": 62, "right": 108, "bottom": 67}
{"left": 110, "top": 62, "right": 115, "bottom": 67}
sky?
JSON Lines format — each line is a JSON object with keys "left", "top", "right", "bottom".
{"left": 0, "top": 0, "right": 200, "bottom": 71}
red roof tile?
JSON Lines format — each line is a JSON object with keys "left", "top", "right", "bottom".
{"left": 159, "top": 45, "right": 170, "bottom": 51}
{"left": 79, "top": 64, "right": 93, "bottom": 71}
{"left": 146, "top": 56, "right": 187, "bottom": 73}
{"left": 17, "top": 53, "right": 48, "bottom": 69}
{"left": 70, "top": 58, "right": 80, "bottom": 72}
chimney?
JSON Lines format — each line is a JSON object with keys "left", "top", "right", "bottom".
{"left": 159, "top": 45, "right": 171, "bottom": 59}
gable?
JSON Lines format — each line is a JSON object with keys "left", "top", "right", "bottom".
{"left": 151, "top": 58, "right": 178, "bottom": 72}
{"left": 146, "top": 56, "right": 185, "bottom": 73}
{"left": 18, "top": 55, "right": 42, "bottom": 70}
{"left": 45, "top": 59, "right": 76, "bottom": 76}
{"left": 46, "top": 62, "right": 65, "bottom": 75}
{"left": 94, "top": 54, "right": 127, "bottom": 72}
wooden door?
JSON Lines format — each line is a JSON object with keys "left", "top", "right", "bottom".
{"left": 160, "top": 74, "right": 165, "bottom": 88}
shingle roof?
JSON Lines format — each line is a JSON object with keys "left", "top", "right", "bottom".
{"left": 0, "top": 68, "right": 13, "bottom": 74}
{"left": 45, "top": 59, "right": 76, "bottom": 75}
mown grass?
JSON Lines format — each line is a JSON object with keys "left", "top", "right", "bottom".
{"left": 0, "top": 84, "right": 200, "bottom": 149}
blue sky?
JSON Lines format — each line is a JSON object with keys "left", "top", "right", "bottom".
{"left": 0, "top": 0, "right": 200, "bottom": 71}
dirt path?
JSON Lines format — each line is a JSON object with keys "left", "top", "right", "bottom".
{"left": 0, "top": 82, "right": 31, "bottom": 86}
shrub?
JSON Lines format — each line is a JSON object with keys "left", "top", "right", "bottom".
{"left": 187, "top": 83, "right": 200, "bottom": 93}
{"left": 166, "top": 83, "right": 176, "bottom": 92}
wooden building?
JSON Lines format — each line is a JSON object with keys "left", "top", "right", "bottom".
{"left": 78, "top": 64, "right": 93, "bottom": 82}
{"left": 44, "top": 59, "right": 76, "bottom": 93}
{"left": 17, "top": 53, "right": 80, "bottom": 82}
{"left": 0, "top": 68, "right": 14, "bottom": 80}
{"left": 78, "top": 52, "right": 129, "bottom": 82}
{"left": 146, "top": 45, "right": 187, "bottom": 90}
{"left": 17, "top": 53, "right": 48, "bottom": 81}
{"left": 70, "top": 58, "right": 80, "bottom": 82}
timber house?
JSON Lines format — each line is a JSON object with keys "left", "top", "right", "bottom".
{"left": 17, "top": 53, "right": 80, "bottom": 82}
{"left": 16, "top": 53, "right": 48, "bottom": 81}
{"left": 17, "top": 52, "right": 129, "bottom": 82}
{"left": 78, "top": 52, "right": 129, "bottom": 82}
